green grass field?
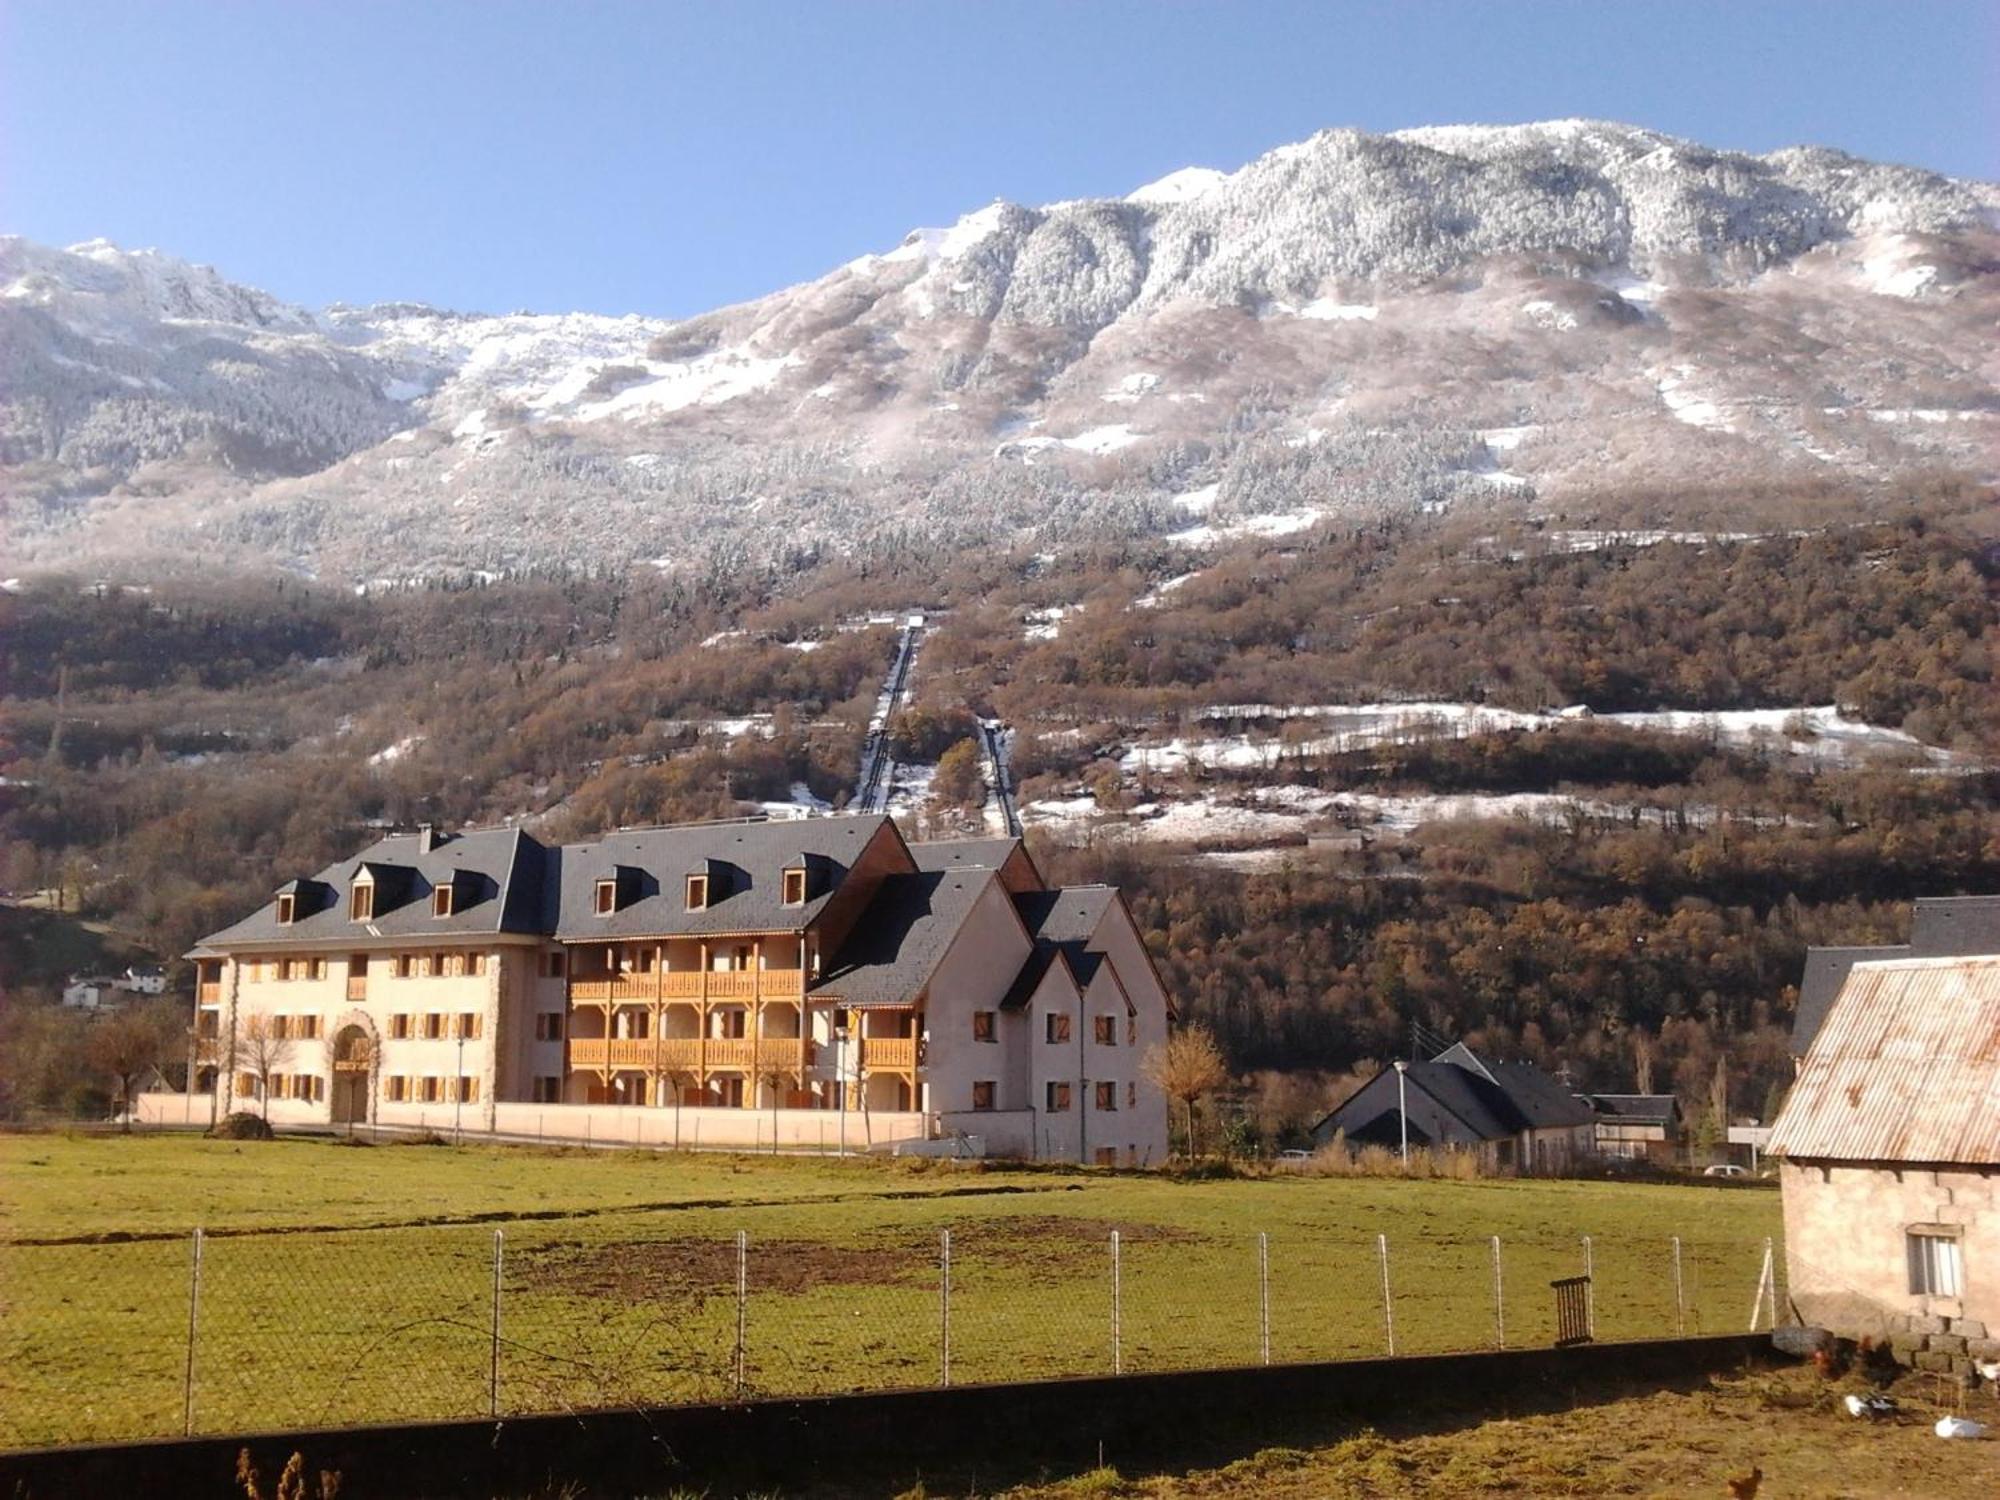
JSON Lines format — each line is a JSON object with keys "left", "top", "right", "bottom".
{"left": 0, "top": 1134, "right": 1782, "bottom": 1452}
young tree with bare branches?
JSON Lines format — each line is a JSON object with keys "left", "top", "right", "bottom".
{"left": 1143, "top": 1025, "right": 1229, "bottom": 1158}
{"left": 238, "top": 1014, "right": 293, "bottom": 1123}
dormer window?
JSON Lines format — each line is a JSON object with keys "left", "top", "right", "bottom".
{"left": 685, "top": 873, "right": 709, "bottom": 910}
{"left": 350, "top": 877, "right": 375, "bottom": 922}
{"left": 276, "top": 893, "right": 296, "bottom": 925}
{"left": 432, "top": 884, "right": 454, "bottom": 918}
{"left": 594, "top": 879, "right": 618, "bottom": 916}
{"left": 782, "top": 868, "right": 806, "bottom": 905}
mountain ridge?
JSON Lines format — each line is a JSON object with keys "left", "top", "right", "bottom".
{"left": 5, "top": 119, "right": 1995, "bottom": 580}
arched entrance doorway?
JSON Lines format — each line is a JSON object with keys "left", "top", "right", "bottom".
{"left": 331, "top": 1024, "right": 373, "bottom": 1123}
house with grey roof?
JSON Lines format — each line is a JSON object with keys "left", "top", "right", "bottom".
{"left": 157, "top": 814, "right": 1172, "bottom": 1164}
{"left": 1309, "top": 1042, "right": 1596, "bottom": 1174}
{"left": 1585, "top": 1094, "right": 1682, "bottom": 1164}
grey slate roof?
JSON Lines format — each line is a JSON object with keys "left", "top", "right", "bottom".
{"left": 811, "top": 867, "right": 997, "bottom": 1006}
{"left": 1015, "top": 887, "right": 1116, "bottom": 945}
{"left": 1909, "top": 896, "right": 2000, "bottom": 955}
{"left": 555, "top": 814, "right": 891, "bottom": 940}
{"left": 1487, "top": 1061, "right": 1597, "bottom": 1130}
{"left": 909, "top": 837, "right": 1024, "bottom": 873}
{"left": 198, "top": 828, "right": 552, "bottom": 947}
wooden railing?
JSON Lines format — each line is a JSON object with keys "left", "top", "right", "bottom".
{"left": 197, "top": 983, "right": 221, "bottom": 1004}
{"left": 346, "top": 977, "right": 367, "bottom": 1001}
{"left": 570, "top": 1036, "right": 815, "bottom": 1073}
{"left": 570, "top": 969, "right": 808, "bottom": 1005}
{"left": 863, "top": 1036, "right": 917, "bottom": 1071}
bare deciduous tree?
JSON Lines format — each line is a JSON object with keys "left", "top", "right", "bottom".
{"left": 85, "top": 1005, "right": 176, "bottom": 1129}
{"left": 238, "top": 1014, "right": 293, "bottom": 1123}
{"left": 1143, "top": 1025, "right": 1229, "bottom": 1158}
{"left": 1633, "top": 1028, "right": 1655, "bottom": 1096}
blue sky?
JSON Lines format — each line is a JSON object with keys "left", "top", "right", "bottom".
{"left": 5, "top": 1, "right": 1993, "bottom": 318}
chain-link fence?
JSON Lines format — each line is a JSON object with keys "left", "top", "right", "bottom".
{"left": 0, "top": 1216, "right": 1782, "bottom": 1451}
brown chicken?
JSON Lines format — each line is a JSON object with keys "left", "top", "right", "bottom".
{"left": 1725, "top": 1466, "right": 1763, "bottom": 1500}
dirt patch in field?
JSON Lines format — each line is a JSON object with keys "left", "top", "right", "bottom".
{"left": 514, "top": 1217, "right": 1198, "bottom": 1302}
{"left": 515, "top": 1236, "right": 918, "bottom": 1301}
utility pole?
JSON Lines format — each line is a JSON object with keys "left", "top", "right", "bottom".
{"left": 1394, "top": 1060, "right": 1409, "bottom": 1164}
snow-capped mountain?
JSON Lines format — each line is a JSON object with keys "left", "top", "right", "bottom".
{"left": 5, "top": 120, "right": 1995, "bottom": 579}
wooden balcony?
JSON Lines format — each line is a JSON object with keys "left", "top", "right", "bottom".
{"left": 570, "top": 1036, "right": 814, "bottom": 1074}
{"left": 570, "top": 969, "right": 807, "bottom": 1005}
{"left": 346, "top": 977, "right": 368, "bottom": 1002}
{"left": 862, "top": 1036, "right": 917, "bottom": 1071}
{"left": 198, "top": 983, "right": 222, "bottom": 1005}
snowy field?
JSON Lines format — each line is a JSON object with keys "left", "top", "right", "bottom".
{"left": 1135, "top": 702, "right": 1958, "bottom": 771}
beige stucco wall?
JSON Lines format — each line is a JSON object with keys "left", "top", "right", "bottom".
{"left": 216, "top": 944, "right": 540, "bottom": 1125}
{"left": 1780, "top": 1159, "right": 1998, "bottom": 1354}
{"left": 1080, "top": 898, "right": 1172, "bottom": 1166}
{"left": 920, "top": 876, "right": 1034, "bottom": 1120}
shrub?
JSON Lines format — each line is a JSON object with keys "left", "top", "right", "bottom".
{"left": 207, "top": 1112, "right": 275, "bottom": 1141}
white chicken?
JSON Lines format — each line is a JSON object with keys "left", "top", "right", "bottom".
{"left": 1974, "top": 1357, "right": 2000, "bottom": 1385}
{"left": 1844, "top": 1392, "right": 1897, "bottom": 1419}
{"left": 1935, "top": 1414, "right": 1986, "bottom": 1439}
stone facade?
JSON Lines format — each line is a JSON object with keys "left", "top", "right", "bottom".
{"left": 1779, "top": 1159, "right": 1998, "bottom": 1376}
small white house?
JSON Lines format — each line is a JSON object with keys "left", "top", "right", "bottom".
{"left": 61, "top": 975, "right": 128, "bottom": 1010}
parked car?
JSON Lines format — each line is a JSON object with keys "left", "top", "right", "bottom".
{"left": 1702, "top": 1164, "right": 1748, "bottom": 1179}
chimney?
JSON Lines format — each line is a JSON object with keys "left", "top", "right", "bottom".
{"left": 417, "top": 823, "right": 438, "bottom": 853}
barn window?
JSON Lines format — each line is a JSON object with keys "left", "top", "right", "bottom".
{"left": 594, "top": 879, "right": 618, "bottom": 916}
{"left": 349, "top": 880, "right": 375, "bottom": 921}
{"left": 276, "top": 893, "right": 296, "bottom": 924}
{"left": 1908, "top": 1230, "right": 1963, "bottom": 1297}
{"left": 782, "top": 868, "right": 806, "bottom": 905}
{"left": 432, "top": 885, "right": 453, "bottom": 918}
{"left": 685, "top": 874, "right": 709, "bottom": 910}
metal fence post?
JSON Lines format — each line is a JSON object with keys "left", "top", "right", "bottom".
{"left": 1671, "top": 1236, "right": 1686, "bottom": 1337}
{"left": 1257, "top": 1232, "right": 1271, "bottom": 1366}
{"left": 181, "top": 1227, "right": 204, "bottom": 1436}
{"left": 1490, "top": 1234, "right": 1505, "bottom": 1350}
{"left": 1110, "top": 1229, "right": 1122, "bottom": 1375}
{"left": 489, "top": 1229, "right": 504, "bottom": 1418}
{"left": 939, "top": 1229, "right": 952, "bottom": 1388}
{"left": 1764, "top": 1236, "right": 1778, "bottom": 1329}
{"left": 733, "top": 1230, "right": 748, "bottom": 1398}
{"left": 1376, "top": 1233, "right": 1395, "bottom": 1357}
{"left": 1581, "top": 1234, "right": 1595, "bottom": 1340}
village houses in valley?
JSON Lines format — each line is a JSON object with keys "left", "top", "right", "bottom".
{"left": 156, "top": 814, "right": 1174, "bottom": 1164}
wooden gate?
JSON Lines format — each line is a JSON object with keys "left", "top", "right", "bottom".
{"left": 1551, "top": 1275, "right": 1593, "bottom": 1347}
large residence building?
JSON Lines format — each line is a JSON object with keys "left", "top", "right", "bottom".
{"left": 157, "top": 815, "right": 1173, "bottom": 1164}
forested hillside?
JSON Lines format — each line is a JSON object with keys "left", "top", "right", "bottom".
{"left": 4, "top": 494, "right": 1993, "bottom": 1138}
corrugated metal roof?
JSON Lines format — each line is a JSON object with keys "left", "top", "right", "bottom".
{"left": 1768, "top": 955, "right": 2000, "bottom": 1166}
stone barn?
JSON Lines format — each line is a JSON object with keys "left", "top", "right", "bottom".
{"left": 1767, "top": 954, "right": 2000, "bottom": 1373}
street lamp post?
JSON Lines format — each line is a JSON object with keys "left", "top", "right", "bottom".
{"left": 1394, "top": 1060, "right": 1409, "bottom": 1165}
{"left": 835, "top": 1021, "right": 849, "bottom": 1157}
